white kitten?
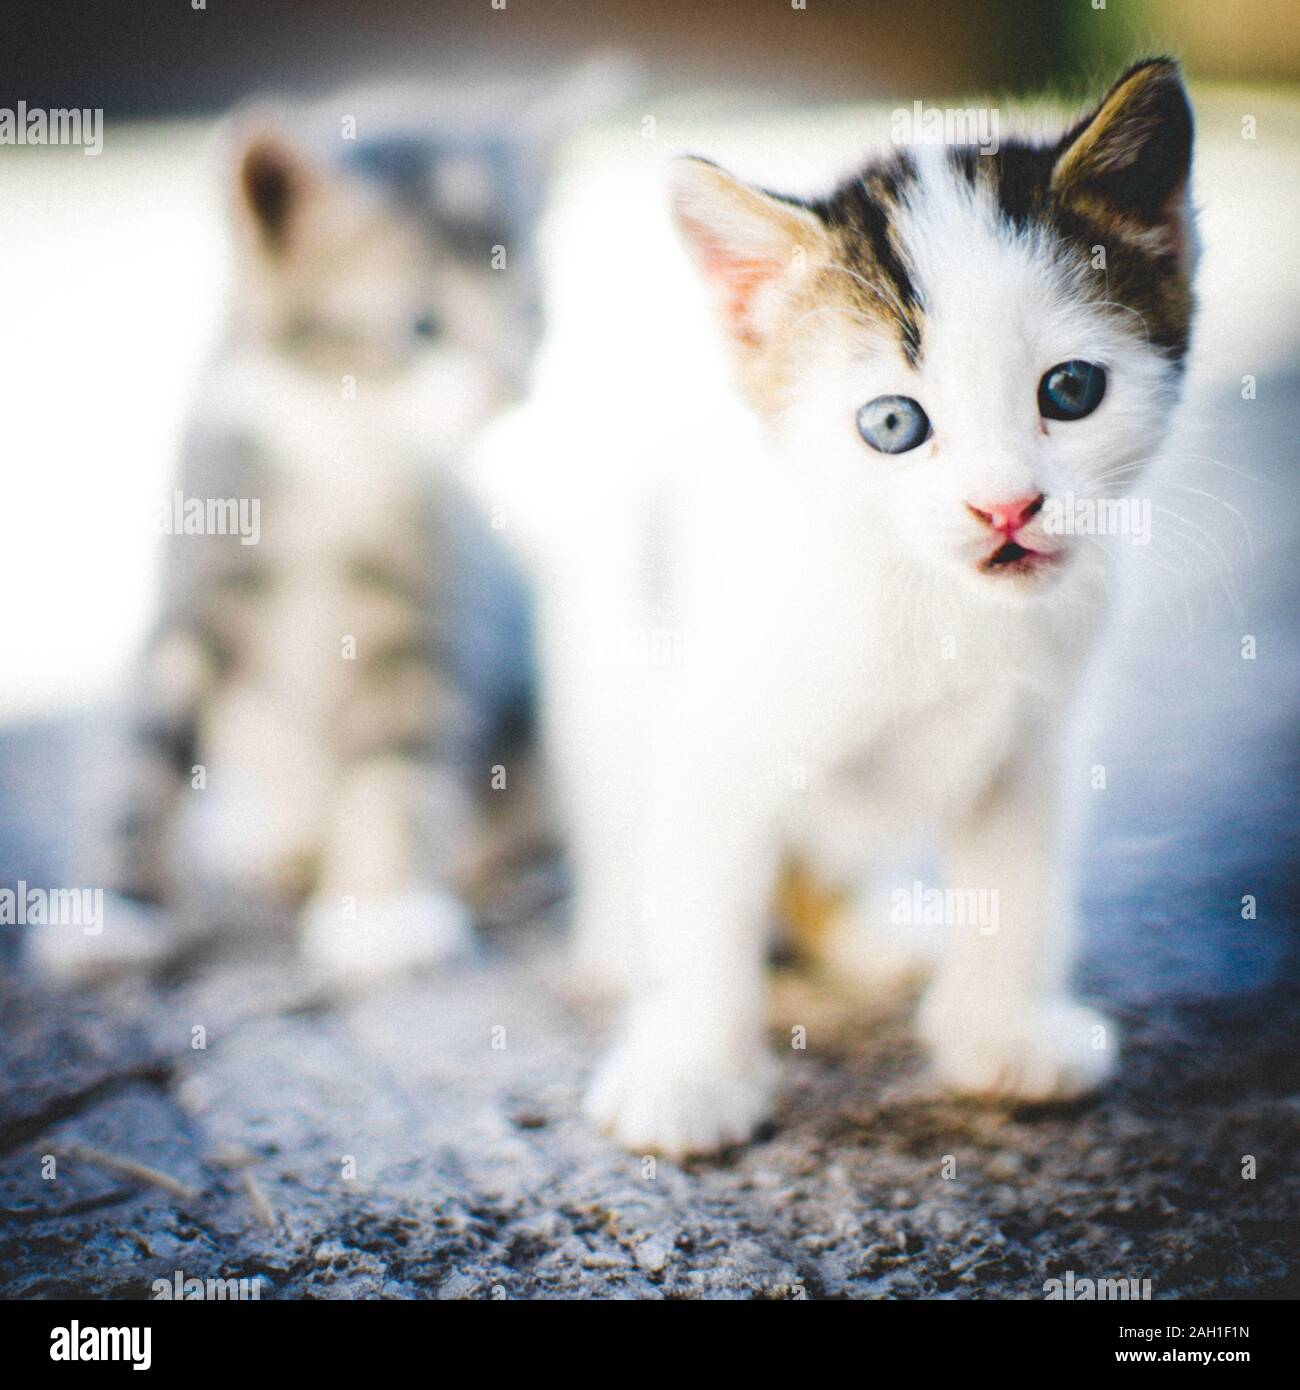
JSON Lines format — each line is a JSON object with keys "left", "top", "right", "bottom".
{"left": 488, "top": 59, "right": 1196, "bottom": 1156}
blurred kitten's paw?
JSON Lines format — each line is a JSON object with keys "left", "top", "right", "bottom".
{"left": 300, "top": 888, "right": 474, "bottom": 988}
{"left": 921, "top": 992, "right": 1118, "bottom": 1102}
{"left": 584, "top": 1036, "right": 772, "bottom": 1159}
{"left": 25, "top": 891, "right": 174, "bottom": 983}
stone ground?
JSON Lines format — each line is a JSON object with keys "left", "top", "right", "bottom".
{"left": 1, "top": 378, "right": 1298, "bottom": 1299}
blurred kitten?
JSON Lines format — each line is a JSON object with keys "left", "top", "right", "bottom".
{"left": 30, "top": 118, "right": 533, "bottom": 984}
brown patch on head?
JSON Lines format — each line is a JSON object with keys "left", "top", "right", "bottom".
{"left": 1049, "top": 57, "right": 1196, "bottom": 363}
{"left": 671, "top": 59, "right": 1195, "bottom": 407}
{"left": 670, "top": 154, "right": 922, "bottom": 412}
{"left": 950, "top": 58, "right": 1196, "bottom": 363}
{"left": 806, "top": 154, "right": 924, "bottom": 366}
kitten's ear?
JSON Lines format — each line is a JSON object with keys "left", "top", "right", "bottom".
{"left": 235, "top": 131, "right": 318, "bottom": 256}
{"left": 671, "top": 157, "right": 828, "bottom": 347}
{"left": 1051, "top": 57, "right": 1194, "bottom": 264}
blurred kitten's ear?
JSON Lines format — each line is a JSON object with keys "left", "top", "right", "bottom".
{"left": 671, "top": 157, "right": 828, "bottom": 347}
{"left": 235, "top": 131, "right": 317, "bottom": 255}
{"left": 1051, "top": 57, "right": 1194, "bottom": 265}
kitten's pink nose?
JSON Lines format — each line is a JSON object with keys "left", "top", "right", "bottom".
{"left": 966, "top": 493, "right": 1045, "bottom": 535}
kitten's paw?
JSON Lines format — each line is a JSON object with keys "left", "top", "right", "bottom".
{"left": 300, "top": 888, "right": 474, "bottom": 989}
{"left": 921, "top": 994, "right": 1118, "bottom": 1103}
{"left": 25, "top": 892, "right": 174, "bottom": 983}
{"left": 584, "top": 1038, "right": 772, "bottom": 1159}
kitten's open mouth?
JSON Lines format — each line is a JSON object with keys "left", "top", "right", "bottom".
{"left": 980, "top": 539, "right": 1055, "bottom": 575}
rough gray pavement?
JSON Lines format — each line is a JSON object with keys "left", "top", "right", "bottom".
{"left": 1, "top": 378, "right": 1298, "bottom": 1299}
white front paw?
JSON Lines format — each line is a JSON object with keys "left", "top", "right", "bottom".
{"left": 584, "top": 1034, "right": 773, "bottom": 1159}
{"left": 25, "top": 891, "right": 174, "bottom": 983}
{"left": 921, "top": 993, "right": 1118, "bottom": 1102}
{"left": 300, "top": 888, "right": 474, "bottom": 989}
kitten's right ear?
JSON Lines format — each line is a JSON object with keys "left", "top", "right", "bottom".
{"left": 235, "top": 131, "right": 317, "bottom": 256}
{"left": 671, "top": 157, "right": 828, "bottom": 348}
{"left": 1051, "top": 58, "right": 1194, "bottom": 266}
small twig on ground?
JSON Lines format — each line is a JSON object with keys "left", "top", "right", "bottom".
{"left": 212, "top": 1147, "right": 278, "bottom": 1229}
{"left": 240, "top": 1168, "right": 277, "bottom": 1229}
{"left": 55, "top": 1143, "right": 198, "bottom": 1201}
{"left": 210, "top": 1145, "right": 257, "bottom": 1170}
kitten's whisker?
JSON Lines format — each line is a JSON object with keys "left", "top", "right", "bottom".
{"left": 1150, "top": 483, "right": 1255, "bottom": 562}
{"left": 1150, "top": 451, "right": 1264, "bottom": 485}
{"left": 1079, "top": 464, "right": 1150, "bottom": 488}
{"left": 1077, "top": 533, "right": 1194, "bottom": 635}
{"left": 1093, "top": 297, "right": 1153, "bottom": 347}
{"left": 818, "top": 259, "right": 911, "bottom": 323}
{"left": 1148, "top": 508, "right": 1245, "bottom": 619}
{"left": 1151, "top": 501, "right": 1243, "bottom": 581}
{"left": 786, "top": 301, "right": 889, "bottom": 336}
{"left": 1070, "top": 466, "right": 1256, "bottom": 568}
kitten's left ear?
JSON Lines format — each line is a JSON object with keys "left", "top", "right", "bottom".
{"left": 233, "top": 128, "right": 321, "bottom": 257}
{"left": 671, "top": 157, "right": 829, "bottom": 348}
{"left": 1051, "top": 57, "right": 1194, "bottom": 266}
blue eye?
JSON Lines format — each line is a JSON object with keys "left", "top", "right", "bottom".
{"left": 856, "top": 395, "right": 931, "bottom": 454}
{"left": 412, "top": 313, "right": 442, "bottom": 342}
{"left": 1039, "top": 360, "right": 1106, "bottom": 420}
